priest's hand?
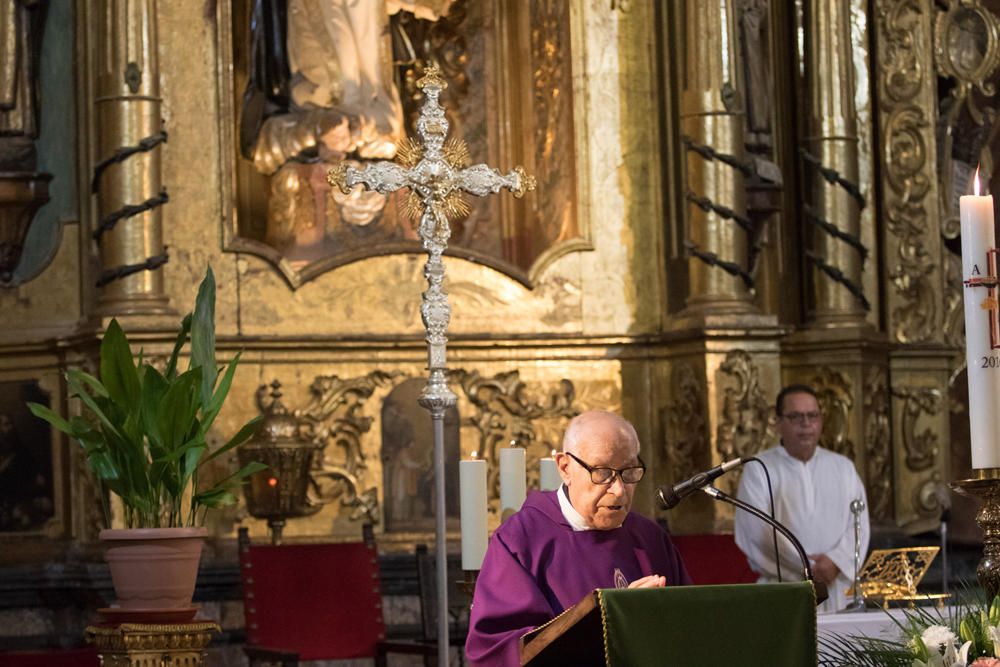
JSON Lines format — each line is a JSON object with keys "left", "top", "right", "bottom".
{"left": 628, "top": 574, "right": 666, "bottom": 589}
{"left": 808, "top": 554, "right": 840, "bottom": 586}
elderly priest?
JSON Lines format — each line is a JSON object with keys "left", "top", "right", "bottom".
{"left": 465, "top": 411, "right": 691, "bottom": 666}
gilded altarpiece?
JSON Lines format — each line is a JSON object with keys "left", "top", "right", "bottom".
{"left": 7, "top": 0, "right": 1000, "bottom": 560}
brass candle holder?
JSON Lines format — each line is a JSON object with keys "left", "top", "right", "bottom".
{"left": 951, "top": 468, "right": 1000, "bottom": 600}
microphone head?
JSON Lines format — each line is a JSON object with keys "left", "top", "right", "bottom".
{"left": 657, "top": 485, "right": 682, "bottom": 510}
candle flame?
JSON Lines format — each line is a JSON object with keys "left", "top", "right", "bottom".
{"left": 975, "top": 165, "right": 982, "bottom": 196}
{"left": 471, "top": 450, "right": 478, "bottom": 459}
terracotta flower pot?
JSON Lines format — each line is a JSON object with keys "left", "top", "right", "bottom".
{"left": 100, "top": 527, "right": 208, "bottom": 610}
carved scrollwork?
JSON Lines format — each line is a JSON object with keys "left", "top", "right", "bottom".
{"left": 664, "top": 363, "right": 706, "bottom": 484}
{"left": 891, "top": 384, "right": 944, "bottom": 471}
{"left": 291, "top": 371, "right": 401, "bottom": 523}
{"left": 715, "top": 350, "right": 773, "bottom": 464}
{"left": 914, "top": 473, "right": 946, "bottom": 518}
{"left": 454, "top": 369, "right": 578, "bottom": 499}
{"left": 811, "top": 367, "right": 856, "bottom": 458}
{"left": 878, "top": 1, "right": 940, "bottom": 343}
{"left": 863, "top": 366, "right": 893, "bottom": 519}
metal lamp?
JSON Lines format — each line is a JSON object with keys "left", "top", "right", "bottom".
{"left": 239, "top": 381, "right": 321, "bottom": 544}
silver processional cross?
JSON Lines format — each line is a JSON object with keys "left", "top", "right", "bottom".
{"left": 328, "top": 65, "right": 534, "bottom": 665}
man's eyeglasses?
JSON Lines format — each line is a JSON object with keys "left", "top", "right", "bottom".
{"left": 781, "top": 411, "right": 822, "bottom": 425}
{"left": 566, "top": 452, "right": 645, "bottom": 485}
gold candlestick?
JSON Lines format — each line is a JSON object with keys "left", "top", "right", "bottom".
{"left": 951, "top": 468, "right": 1000, "bottom": 600}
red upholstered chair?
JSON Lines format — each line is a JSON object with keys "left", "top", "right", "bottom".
{"left": 238, "top": 525, "right": 386, "bottom": 666}
{"left": 671, "top": 534, "right": 758, "bottom": 585}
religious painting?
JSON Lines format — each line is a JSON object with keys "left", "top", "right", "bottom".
{"left": 219, "top": 0, "right": 584, "bottom": 288}
{"left": 0, "top": 381, "right": 55, "bottom": 532}
{"left": 380, "top": 378, "right": 460, "bottom": 533}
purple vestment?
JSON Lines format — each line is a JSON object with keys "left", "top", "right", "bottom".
{"left": 465, "top": 490, "right": 691, "bottom": 666}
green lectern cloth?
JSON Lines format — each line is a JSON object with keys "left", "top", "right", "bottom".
{"left": 598, "top": 582, "right": 817, "bottom": 666}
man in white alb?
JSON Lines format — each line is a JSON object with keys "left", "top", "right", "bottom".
{"left": 734, "top": 384, "right": 870, "bottom": 613}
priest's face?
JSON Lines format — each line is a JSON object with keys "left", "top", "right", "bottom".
{"left": 557, "top": 414, "right": 641, "bottom": 530}
{"left": 777, "top": 392, "right": 822, "bottom": 462}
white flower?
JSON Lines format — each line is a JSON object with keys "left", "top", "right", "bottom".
{"left": 922, "top": 625, "right": 958, "bottom": 651}
{"left": 990, "top": 624, "right": 1000, "bottom": 656}
{"left": 913, "top": 626, "right": 970, "bottom": 667}
{"left": 954, "top": 640, "right": 971, "bottom": 667}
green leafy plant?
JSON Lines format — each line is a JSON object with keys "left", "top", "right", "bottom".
{"left": 819, "top": 591, "right": 1000, "bottom": 667}
{"left": 27, "top": 268, "right": 265, "bottom": 528}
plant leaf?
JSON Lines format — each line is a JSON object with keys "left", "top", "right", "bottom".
{"left": 69, "top": 369, "right": 109, "bottom": 398}
{"left": 193, "top": 461, "right": 268, "bottom": 509}
{"left": 203, "top": 415, "right": 262, "bottom": 465}
{"left": 200, "top": 353, "right": 241, "bottom": 434}
{"left": 66, "top": 371, "right": 123, "bottom": 440}
{"left": 204, "top": 461, "right": 269, "bottom": 493}
{"left": 27, "top": 402, "right": 74, "bottom": 434}
{"left": 192, "top": 488, "right": 239, "bottom": 508}
{"left": 165, "top": 314, "right": 192, "bottom": 380}
{"left": 139, "top": 363, "right": 169, "bottom": 448}
{"left": 100, "top": 319, "right": 140, "bottom": 411}
{"left": 190, "top": 266, "right": 217, "bottom": 412}
{"left": 157, "top": 368, "right": 202, "bottom": 453}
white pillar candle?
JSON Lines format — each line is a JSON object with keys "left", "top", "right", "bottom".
{"left": 539, "top": 456, "right": 561, "bottom": 491}
{"left": 961, "top": 169, "right": 1000, "bottom": 468}
{"left": 499, "top": 447, "right": 527, "bottom": 514}
{"left": 459, "top": 458, "right": 488, "bottom": 571}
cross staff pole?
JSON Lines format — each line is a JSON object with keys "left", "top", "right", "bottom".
{"left": 329, "top": 65, "right": 534, "bottom": 666}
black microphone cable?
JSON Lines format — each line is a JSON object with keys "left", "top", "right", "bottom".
{"left": 743, "top": 456, "right": 781, "bottom": 583}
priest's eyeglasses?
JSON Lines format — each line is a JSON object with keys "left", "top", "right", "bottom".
{"left": 566, "top": 452, "right": 646, "bottom": 485}
{"left": 782, "top": 411, "right": 822, "bottom": 425}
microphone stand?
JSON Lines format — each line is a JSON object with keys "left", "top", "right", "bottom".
{"left": 842, "top": 498, "right": 866, "bottom": 612}
{"left": 699, "top": 485, "right": 827, "bottom": 604}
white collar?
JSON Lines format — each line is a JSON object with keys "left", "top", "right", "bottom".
{"left": 558, "top": 484, "right": 593, "bottom": 531}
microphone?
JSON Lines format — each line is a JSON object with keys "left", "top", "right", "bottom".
{"left": 656, "top": 458, "right": 746, "bottom": 510}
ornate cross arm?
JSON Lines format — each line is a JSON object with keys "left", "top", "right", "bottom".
{"left": 328, "top": 161, "right": 412, "bottom": 196}
{"left": 454, "top": 164, "right": 533, "bottom": 199}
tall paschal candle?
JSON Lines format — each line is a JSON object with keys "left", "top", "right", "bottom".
{"left": 961, "top": 168, "right": 1000, "bottom": 469}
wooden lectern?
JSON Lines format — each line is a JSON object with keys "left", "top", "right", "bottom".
{"left": 520, "top": 582, "right": 817, "bottom": 667}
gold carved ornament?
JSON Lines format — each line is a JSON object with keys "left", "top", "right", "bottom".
{"left": 878, "top": 0, "right": 939, "bottom": 343}
{"left": 298, "top": 372, "right": 401, "bottom": 523}
{"left": 863, "top": 366, "right": 893, "bottom": 520}
{"left": 454, "top": 369, "right": 577, "bottom": 505}
{"left": 716, "top": 350, "right": 774, "bottom": 470}
{"left": 892, "top": 383, "right": 946, "bottom": 520}
{"left": 891, "top": 384, "right": 943, "bottom": 472}
{"left": 85, "top": 621, "right": 220, "bottom": 667}
{"left": 811, "top": 367, "right": 856, "bottom": 459}
{"left": 664, "top": 363, "right": 707, "bottom": 485}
